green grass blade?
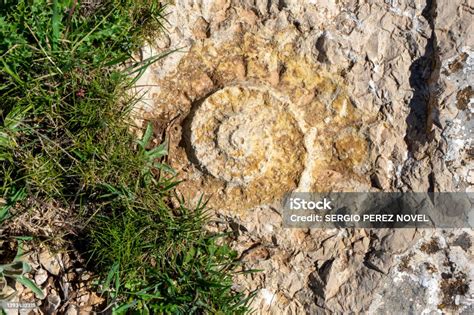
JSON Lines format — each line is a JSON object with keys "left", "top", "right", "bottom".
{"left": 1, "top": 60, "right": 24, "bottom": 85}
{"left": 51, "top": 0, "right": 60, "bottom": 50}
{"left": 17, "top": 276, "right": 45, "bottom": 299}
{"left": 71, "top": 10, "right": 114, "bottom": 52}
{"left": 113, "top": 301, "right": 137, "bottom": 315}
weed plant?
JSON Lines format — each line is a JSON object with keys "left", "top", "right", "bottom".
{"left": 0, "top": 1, "right": 250, "bottom": 313}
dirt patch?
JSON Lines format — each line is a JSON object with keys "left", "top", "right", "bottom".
{"left": 448, "top": 52, "right": 468, "bottom": 73}
{"left": 456, "top": 86, "right": 473, "bottom": 110}
{"left": 424, "top": 262, "right": 438, "bottom": 273}
{"left": 420, "top": 238, "right": 441, "bottom": 254}
{"left": 398, "top": 253, "right": 414, "bottom": 272}
{"left": 438, "top": 271, "right": 469, "bottom": 311}
{"left": 0, "top": 239, "right": 17, "bottom": 264}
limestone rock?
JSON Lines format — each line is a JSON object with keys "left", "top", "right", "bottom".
{"left": 133, "top": 0, "right": 473, "bottom": 313}
{"left": 192, "top": 16, "right": 209, "bottom": 39}
{"left": 34, "top": 268, "right": 48, "bottom": 286}
{"left": 38, "top": 250, "right": 61, "bottom": 276}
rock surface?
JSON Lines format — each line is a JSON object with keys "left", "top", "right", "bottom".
{"left": 0, "top": 246, "right": 104, "bottom": 315}
{"left": 132, "top": 0, "right": 473, "bottom": 313}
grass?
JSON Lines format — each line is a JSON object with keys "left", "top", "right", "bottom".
{"left": 0, "top": 1, "right": 251, "bottom": 313}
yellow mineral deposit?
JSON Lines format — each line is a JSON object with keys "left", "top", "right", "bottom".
{"left": 147, "top": 30, "right": 370, "bottom": 211}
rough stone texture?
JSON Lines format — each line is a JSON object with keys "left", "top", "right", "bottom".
{"left": 0, "top": 244, "right": 104, "bottom": 314}
{"left": 132, "top": 0, "right": 473, "bottom": 313}
{"left": 141, "top": 30, "right": 370, "bottom": 212}
{"left": 369, "top": 229, "right": 474, "bottom": 314}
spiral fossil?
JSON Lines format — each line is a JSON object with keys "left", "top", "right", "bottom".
{"left": 190, "top": 85, "right": 305, "bottom": 186}
{"left": 147, "top": 31, "right": 369, "bottom": 211}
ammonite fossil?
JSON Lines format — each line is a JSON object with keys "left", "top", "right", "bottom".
{"left": 146, "top": 31, "right": 369, "bottom": 211}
